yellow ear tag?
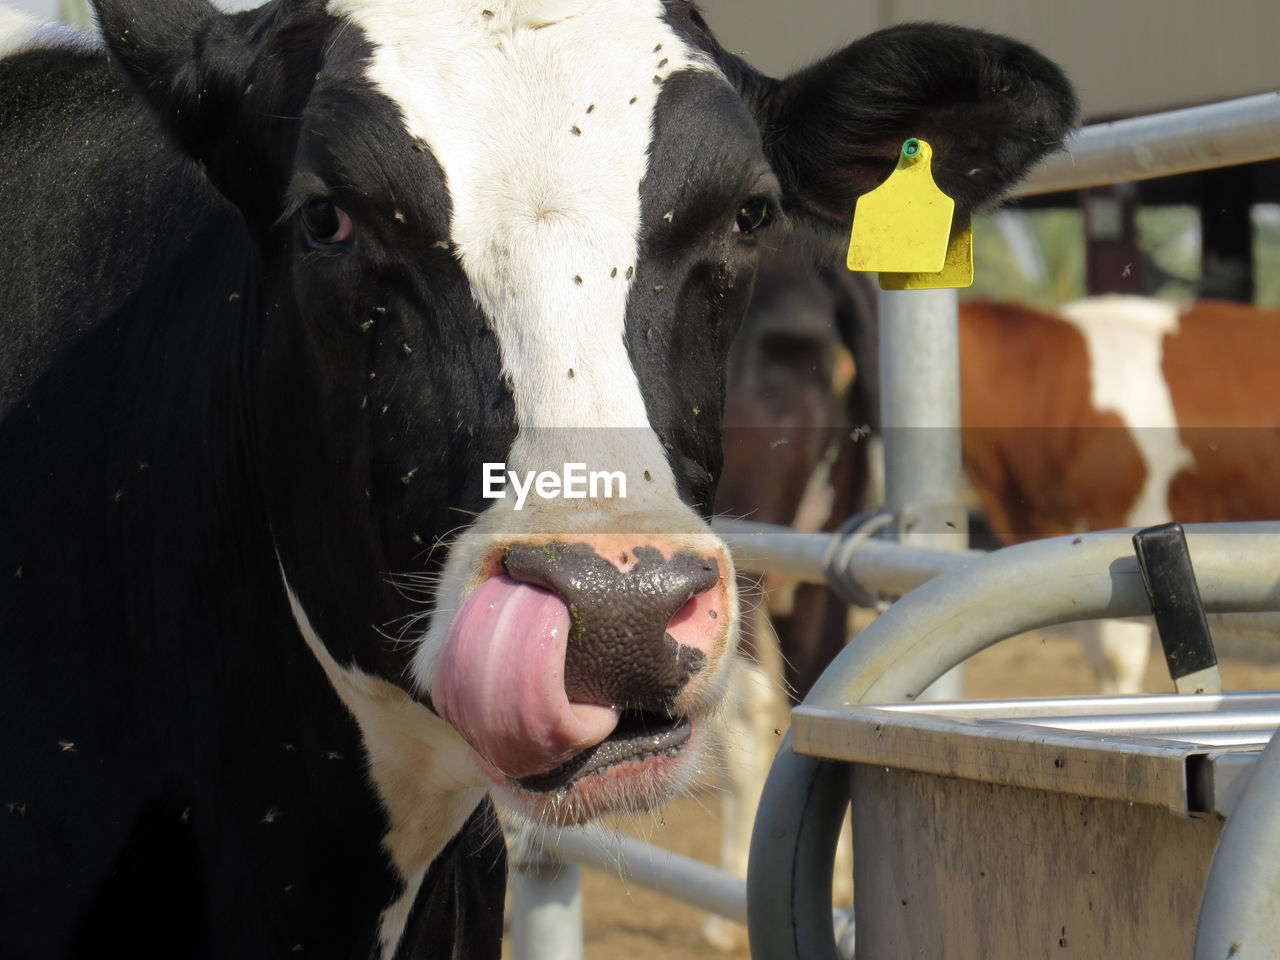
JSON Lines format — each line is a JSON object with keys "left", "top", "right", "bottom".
{"left": 879, "top": 216, "right": 974, "bottom": 290}
{"left": 846, "top": 138, "right": 954, "bottom": 274}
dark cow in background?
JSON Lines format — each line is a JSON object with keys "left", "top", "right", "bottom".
{"left": 709, "top": 250, "right": 877, "bottom": 950}
{"left": 0, "top": 1, "right": 1075, "bottom": 956}
{"left": 717, "top": 246, "right": 880, "bottom": 683}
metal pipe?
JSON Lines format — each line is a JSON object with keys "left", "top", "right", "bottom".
{"left": 878, "top": 287, "right": 968, "bottom": 700}
{"left": 878, "top": 288, "right": 966, "bottom": 541}
{"left": 810, "top": 524, "right": 1280, "bottom": 707}
{"left": 713, "top": 521, "right": 849, "bottom": 583}
{"left": 713, "top": 518, "right": 979, "bottom": 594}
{"left": 508, "top": 853, "right": 584, "bottom": 960}
{"left": 542, "top": 830, "right": 751, "bottom": 925}
{"left": 535, "top": 826, "right": 848, "bottom": 930}
{"left": 1194, "top": 728, "right": 1280, "bottom": 960}
{"left": 1015, "top": 92, "right": 1280, "bottom": 197}
{"left": 748, "top": 523, "right": 1280, "bottom": 960}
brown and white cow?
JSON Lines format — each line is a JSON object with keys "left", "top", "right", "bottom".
{"left": 961, "top": 294, "right": 1280, "bottom": 690}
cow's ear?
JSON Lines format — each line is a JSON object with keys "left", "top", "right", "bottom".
{"left": 92, "top": 0, "right": 328, "bottom": 218}
{"left": 742, "top": 23, "right": 1078, "bottom": 249}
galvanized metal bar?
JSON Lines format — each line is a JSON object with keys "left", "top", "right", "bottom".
{"left": 1194, "top": 728, "right": 1280, "bottom": 960}
{"left": 508, "top": 853, "right": 584, "bottom": 960}
{"left": 542, "top": 829, "right": 750, "bottom": 925}
{"left": 878, "top": 287, "right": 967, "bottom": 700}
{"left": 792, "top": 693, "right": 1280, "bottom": 818}
{"left": 748, "top": 523, "right": 1280, "bottom": 960}
{"left": 747, "top": 736, "right": 850, "bottom": 960}
{"left": 716, "top": 521, "right": 1280, "bottom": 653}
{"left": 1015, "top": 92, "right": 1280, "bottom": 197}
{"left": 713, "top": 518, "right": 978, "bottom": 594}
{"left": 1199, "top": 752, "right": 1260, "bottom": 820}
{"left": 877, "top": 288, "right": 966, "bottom": 541}
{"left": 537, "top": 827, "right": 848, "bottom": 930}
{"left": 995, "top": 710, "right": 1280, "bottom": 739}
{"left": 795, "top": 703, "right": 1201, "bottom": 814}
{"left": 808, "top": 524, "right": 1280, "bottom": 712}
{"left": 868, "top": 690, "right": 1280, "bottom": 721}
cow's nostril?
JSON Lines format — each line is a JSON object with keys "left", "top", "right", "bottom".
{"left": 666, "top": 595, "right": 700, "bottom": 631}
{"left": 502, "top": 540, "right": 721, "bottom": 711}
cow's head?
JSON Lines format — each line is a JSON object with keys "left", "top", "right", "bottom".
{"left": 93, "top": 0, "right": 1074, "bottom": 828}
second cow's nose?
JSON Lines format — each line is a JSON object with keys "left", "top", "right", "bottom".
{"left": 503, "top": 540, "right": 721, "bottom": 712}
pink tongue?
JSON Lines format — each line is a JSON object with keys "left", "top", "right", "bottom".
{"left": 431, "top": 575, "right": 620, "bottom": 780}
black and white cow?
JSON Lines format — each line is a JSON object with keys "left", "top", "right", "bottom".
{"left": 0, "top": 2, "right": 1075, "bottom": 956}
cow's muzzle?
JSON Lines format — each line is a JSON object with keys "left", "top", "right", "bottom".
{"left": 504, "top": 541, "right": 718, "bottom": 712}
{"left": 429, "top": 534, "right": 732, "bottom": 793}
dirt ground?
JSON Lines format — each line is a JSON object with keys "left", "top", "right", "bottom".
{"left": 504, "top": 628, "right": 1280, "bottom": 960}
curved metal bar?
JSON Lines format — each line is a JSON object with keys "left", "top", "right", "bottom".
{"left": 748, "top": 523, "right": 1280, "bottom": 960}
{"left": 809, "top": 524, "right": 1280, "bottom": 707}
{"left": 1194, "top": 728, "right": 1280, "bottom": 960}
{"left": 745, "top": 739, "right": 849, "bottom": 960}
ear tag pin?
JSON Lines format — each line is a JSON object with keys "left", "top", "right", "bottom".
{"left": 846, "top": 138, "right": 953, "bottom": 275}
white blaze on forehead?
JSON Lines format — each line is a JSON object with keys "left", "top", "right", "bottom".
{"left": 327, "top": 0, "right": 719, "bottom": 498}
{"left": 1060, "top": 295, "right": 1193, "bottom": 525}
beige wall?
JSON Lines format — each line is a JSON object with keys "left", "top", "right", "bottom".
{"left": 696, "top": 0, "right": 1279, "bottom": 120}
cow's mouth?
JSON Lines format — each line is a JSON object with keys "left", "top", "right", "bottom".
{"left": 512, "top": 711, "right": 692, "bottom": 793}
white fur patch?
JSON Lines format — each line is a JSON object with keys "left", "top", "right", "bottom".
{"left": 1060, "top": 296, "right": 1195, "bottom": 698}
{"left": 1060, "top": 295, "right": 1194, "bottom": 526}
{"left": 279, "top": 565, "right": 488, "bottom": 960}
{"left": 326, "top": 1, "right": 713, "bottom": 468}
{"left": 0, "top": 7, "right": 98, "bottom": 59}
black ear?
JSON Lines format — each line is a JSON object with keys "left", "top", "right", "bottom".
{"left": 92, "top": 0, "right": 330, "bottom": 219}
{"left": 741, "top": 23, "right": 1078, "bottom": 247}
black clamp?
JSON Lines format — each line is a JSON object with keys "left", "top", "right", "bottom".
{"left": 823, "top": 510, "right": 895, "bottom": 610}
{"left": 1132, "top": 522, "right": 1222, "bottom": 695}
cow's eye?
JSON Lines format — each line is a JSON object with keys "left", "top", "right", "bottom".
{"left": 301, "top": 199, "right": 353, "bottom": 246}
{"left": 734, "top": 196, "right": 772, "bottom": 236}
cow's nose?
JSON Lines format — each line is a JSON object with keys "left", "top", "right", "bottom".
{"left": 503, "top": 541, "right": 721, "bottom": 712}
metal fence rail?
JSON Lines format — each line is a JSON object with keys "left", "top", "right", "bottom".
{"left": 1015, "top": 91, "right": 1280, "bottom": 196}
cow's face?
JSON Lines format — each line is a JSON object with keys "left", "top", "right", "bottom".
{"left": 95, "top": 0, "right": 1075, "bottom": 826}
